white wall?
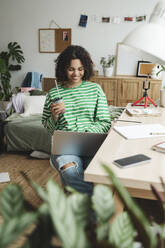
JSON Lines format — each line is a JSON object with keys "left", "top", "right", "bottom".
{"left": 0, "top": 0, "right": 159, "bottom": 87}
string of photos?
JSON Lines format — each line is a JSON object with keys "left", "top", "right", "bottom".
{"left": 79, "top": 14, "right": 147, "bottom": 27}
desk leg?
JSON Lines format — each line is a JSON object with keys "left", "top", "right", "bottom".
{"left": 110, "top": 189, "right": 124, "bottom": 222}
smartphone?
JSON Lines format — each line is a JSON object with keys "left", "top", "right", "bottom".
{"left": 113, "top": 154, "right": 151, "bottom": 168}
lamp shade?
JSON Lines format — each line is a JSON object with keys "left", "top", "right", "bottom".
{"left": 123, "top": 1, "right": 165, "bottom": 64}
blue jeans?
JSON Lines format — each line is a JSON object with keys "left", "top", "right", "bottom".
{"left": 50, "top": 154, "right": 94, "bottom": 195}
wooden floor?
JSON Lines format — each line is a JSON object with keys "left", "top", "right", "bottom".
{"left": 0, "top": 152, "right": 61, "bottom": 208}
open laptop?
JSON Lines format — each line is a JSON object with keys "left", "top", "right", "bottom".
{"left": 51, "top": 130, "right": 107, "bottom": 157}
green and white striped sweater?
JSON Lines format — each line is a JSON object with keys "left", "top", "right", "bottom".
{"left": 42, "top": 81, "right": 111, "bottom": 135}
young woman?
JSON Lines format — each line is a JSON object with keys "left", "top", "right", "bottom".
{"left": 42, "top": 45, "right": 111, "bottom": 194}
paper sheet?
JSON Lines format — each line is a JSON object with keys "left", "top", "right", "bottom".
{"left": 0, "top": 173, "right": 10, "bottom": 183}
{"left": 113, "top": 124, "right": 165, "bottom": 139}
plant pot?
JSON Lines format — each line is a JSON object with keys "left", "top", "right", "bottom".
{"left": 160, "top": 89, "right": 165, "bottom": 107}
{"left": 103, "top": 67, "right": 113, "bottom": 77}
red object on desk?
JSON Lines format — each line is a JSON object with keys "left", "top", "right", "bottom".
{"left": 132, "top": 81, "right": 157, "bottom": 108}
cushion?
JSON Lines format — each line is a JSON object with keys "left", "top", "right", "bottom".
{"left": 21, "top": 87, "right": 36, "bottom": 93}
{"left": 21, "top": 95, "right": 46, "bottom": 116}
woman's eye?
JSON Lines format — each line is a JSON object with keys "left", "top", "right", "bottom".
{"left": 68, "top": 67, "right": 84, "bottom": 72}
{"left": 68, "top": 68, "right": 74, "bottom": 72}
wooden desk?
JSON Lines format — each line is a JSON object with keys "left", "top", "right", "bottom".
{"left": 84, "top": 106, "right": 165, "bottom": 206}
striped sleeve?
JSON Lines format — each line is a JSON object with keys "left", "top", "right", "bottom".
{"left": 86, "top": 85, "right": 111, "bottom": 133}
{"left": 42, "top": 92, "right": 59, "bottom": 135}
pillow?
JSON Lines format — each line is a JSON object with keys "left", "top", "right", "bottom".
{"left": 21, "top": 95, "right": 46, "bottom": 116}
{"left": 21, "top": 87, "right": 36, "bottom": 93}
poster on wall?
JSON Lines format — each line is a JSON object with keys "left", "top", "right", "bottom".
{"left": 39, "top": 29, "right": 55, "bottom": 53}
{"left": 38, "top": 28, "right": 72, "bottom": 53}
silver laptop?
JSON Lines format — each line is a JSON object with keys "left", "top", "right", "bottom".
{"left": 51, "top": 130, "right": 107, "bottom": 157}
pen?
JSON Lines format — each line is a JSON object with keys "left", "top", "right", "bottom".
{"left": 150, "top": 132, "right": 165, "bottom": 135}
{"left": 115, "top": 120, "right": 142, "bottom": 124}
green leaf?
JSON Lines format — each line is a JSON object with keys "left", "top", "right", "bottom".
{"left": 46, "top": 179, "right": 90, "bottom": 248}
{"left": 30, "top": 181, "right": 48, "bottom": 201}
{"left": 0, "top": 213, "right": 37, "bottom": 247}
{"left": 68, "top": 193, "right": 90, "bottom": 228}
{"left": 96, "top": 222, "right": 110, "bottom": 241}
{"left": 109, "top": 211, "right": 134, "bottom": 248}
{"left": 102, "top": 164, "right": 157, "bottom": 248}
{"left": 0, "top": 184, "right": 24, "bottom": 222}
{"left": 8, "top": 42, "right": 25, "bottom": 64}
{"left": 92, "top": 184, "right": 115, "bottom": 223}
{"left": 0, "top": 58, "right": 7, "bottom": 73}
{"left": 20, "top": 214, "right": 55, "bottom": 248}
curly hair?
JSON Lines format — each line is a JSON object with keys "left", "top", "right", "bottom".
{"left": 55, "top": 45, "right": 94, "bottom": 83}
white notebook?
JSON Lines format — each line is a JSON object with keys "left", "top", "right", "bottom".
{"left": 113, "top": 124, "right": 165, "bottom": 139}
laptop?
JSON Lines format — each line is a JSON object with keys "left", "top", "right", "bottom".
{"left": 51, "top": 130, "right": 107, "bottom": 157}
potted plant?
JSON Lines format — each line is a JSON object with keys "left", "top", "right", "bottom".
{"left": 0, "top": 42, "right": 25, "bottom": 109}
{"left": 0, "top": 165, "right": 164, "bottom": 247}
{"left": 100, "top": 55, "right": 115, "bottom": 77}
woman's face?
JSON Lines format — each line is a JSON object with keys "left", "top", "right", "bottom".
{"left": 66, "top": 59, "right": 84, "bottom": 84}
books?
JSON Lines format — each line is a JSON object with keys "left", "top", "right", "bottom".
{"left": 126, "top": 108, "right": 161, "bottom": 117}
{"left": 113, "top": 123, "right": 165, "bottom": 139}
{"left": 152, "top": 141, "right": 165, "bottom": 153}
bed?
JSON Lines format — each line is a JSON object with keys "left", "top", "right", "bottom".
{"left": 4, "top": 78, "right": 54, "bottom": 154}
{"left": 4, "top": 77, "right": 124, "bottom": 154}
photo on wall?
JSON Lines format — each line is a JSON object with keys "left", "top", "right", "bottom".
{"left": 63, "top": 31, "right": 69, "bottom": 41}
{"left": 79, "top": 14, "right": 88, "bottom": 27}
{"left": 102, "top": 17, "right": 110, "bottom": 23}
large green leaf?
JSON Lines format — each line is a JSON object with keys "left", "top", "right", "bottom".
{"left": 109, "top": 211, "right": 134, "bottom": 248}
{"left": 0, "top": 213, "right": 37, "bottom": 247}
{"left": 46, "top": 179, "right": 90, "bottom": 248}
{"left": 92, "top": 184, "right": 115, "bottom": 223}
{"left": 0, "top": 184, "right": 24, "bottom": 222}
{"left": 8, "top": 42, "right": 25, "bottom": 64}
{"left": 102, "top": 164, "right": 157, "bottom": 248}
{"left": 68, "top": 193, "right": 90, "bottom": 228}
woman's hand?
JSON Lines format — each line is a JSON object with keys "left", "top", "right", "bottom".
{"left": 51, "top": 103, "right": 65, "bottom": 122}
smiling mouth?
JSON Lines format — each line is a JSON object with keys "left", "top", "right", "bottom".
{"left": 72, "top": 77, "right": 79, "bottom": 80}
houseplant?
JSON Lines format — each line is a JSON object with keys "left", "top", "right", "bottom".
{"left": 0, "top": 42, "right": 25, "bottom": 108}
{"left": 100, "top": 55, "right": 115, "bottom": 77}
{"left": 0, "top": 165, "right": 164, "bottom": 248}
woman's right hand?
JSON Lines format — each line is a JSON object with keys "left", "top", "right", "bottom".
{"left": 51, "top": 103, "right": 65, "bottom": 122}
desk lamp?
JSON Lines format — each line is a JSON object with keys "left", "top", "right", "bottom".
{"left": 122, "top": 1, "right": 165, "bottom": 107}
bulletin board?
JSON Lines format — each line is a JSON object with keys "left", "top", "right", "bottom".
{"left": 38, "top": 28, "right": 72, "bottom": 53}
{"left": 115, "top": 42, "right": 154, "bottom": 76}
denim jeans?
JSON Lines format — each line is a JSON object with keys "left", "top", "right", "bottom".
{"left": 50, "top": 154, "right": 94, "bottom": 195}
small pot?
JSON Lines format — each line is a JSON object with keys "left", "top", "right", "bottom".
{"left": 103, "top": 67, "right": 113, "bottom": 77}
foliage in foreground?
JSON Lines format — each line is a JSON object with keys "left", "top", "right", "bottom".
{"left": 0, "top": 165, "right": 164, "bottom": 248}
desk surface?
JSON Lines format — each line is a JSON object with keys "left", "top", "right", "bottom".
{"left": 84, "top": 105, "right": 165, "bottom": 198}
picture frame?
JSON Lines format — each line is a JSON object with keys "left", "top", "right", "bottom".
{"left": 136, "top": 61, "right": 155, "bottom": 77}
